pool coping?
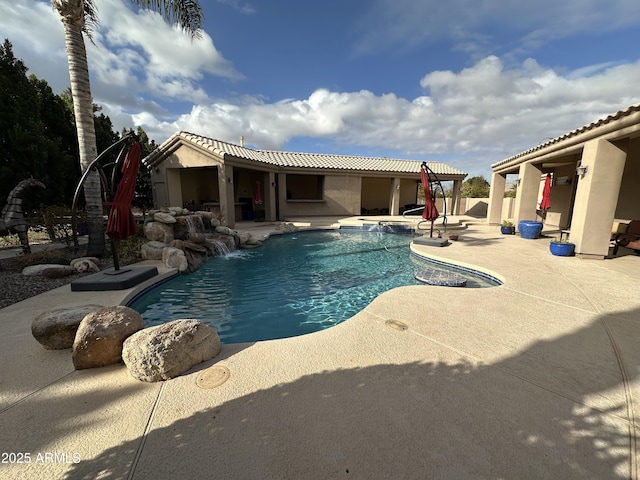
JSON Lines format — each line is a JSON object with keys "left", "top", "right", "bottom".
{"left": 2, "top": 217, "right": 640, "bottom": 479}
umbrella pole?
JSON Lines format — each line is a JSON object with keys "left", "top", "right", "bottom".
{"left": 112, "top": 239, "right": 121, "bottom": 271}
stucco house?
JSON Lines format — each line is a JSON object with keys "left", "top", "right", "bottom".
{"left": 143, "top": 131, "right": 467, "bottom": 227}
{"left": 488, "top": 104, "right": 640, "bottom": 259}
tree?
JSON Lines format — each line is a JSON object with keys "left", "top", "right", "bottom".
{"left": 460, "top": 176, "right": 491, "bottom": 198}
{"left": 51, "top": 0, "right": 203, "bottom": 255}
{"left": 0, "top": 40, "right": 78, "bottom": 208}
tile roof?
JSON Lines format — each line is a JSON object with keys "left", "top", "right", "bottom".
{"left": 492, "top": 103, "right": 640, "bottom": 169}
{"left": 147, "top": 131, "right": 467, "bottom": 178}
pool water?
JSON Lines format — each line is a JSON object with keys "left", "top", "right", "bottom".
{"left": 129, "top": 231, "right": 498, "bottom": 343}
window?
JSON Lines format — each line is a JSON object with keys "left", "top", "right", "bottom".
{"left": 286, "top": 174, "right": 324, "bottom": 200}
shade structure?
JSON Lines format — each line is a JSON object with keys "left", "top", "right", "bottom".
{"left": 105, "top": 143, "right": 141, "bottom": 270}
{"left": 255, "top": 180, "right": 263, "bottom": 205}
{"left": 540, "top": 173, "right": 552, "bottom": 211}
{"left": 421, "top": 164, "right": 439, "bottom": 222}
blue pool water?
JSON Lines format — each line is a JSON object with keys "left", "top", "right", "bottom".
{"left": 129, "top": 231, "right": 499, "bottom": 343}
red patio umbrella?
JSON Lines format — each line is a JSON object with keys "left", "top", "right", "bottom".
{"left": 105, "top": 142, "right": 141, "bottom": 270}
{"left": 421, "top": 165, "right": 439, "bottom": 222}
{"left": 540, "top": 173, "right": 552, "bottom": 211}
{"left": 255, "top": 180, "right": 263, "bottom": 205}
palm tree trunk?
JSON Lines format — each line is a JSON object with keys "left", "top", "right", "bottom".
{"left": 59, "top": 9, "right": 105, "bottom": 256}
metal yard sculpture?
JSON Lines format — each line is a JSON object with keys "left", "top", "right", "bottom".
{"left": 0, "top": 178, "right": 46, "bottom": 253}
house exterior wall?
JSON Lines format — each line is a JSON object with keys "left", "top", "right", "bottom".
{"left": 282, "top": 174, "right": 361, "bottom": 216}
{"left": 361, "top": 178, "right": 392, "bottom": 212}
{"left": 615, "top": 137, "right": 640, "bottom": 220}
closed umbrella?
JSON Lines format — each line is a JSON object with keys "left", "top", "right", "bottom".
{"left": 540, "top": 173, "right": 552, "bottom": 211}
{"left": 105, "top": 142, "right": 141, "bottom": 270}
{"left": 421, "top": 163, "right": 439, "bottom": 237}
{"left": 255, "top": 180, "right": 263, "bottom": 205}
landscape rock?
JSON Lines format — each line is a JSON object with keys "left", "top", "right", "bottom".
{"left": 22, "top": 264, "right": 69, "bottom": 276}
{"left": 42, "top": 266, "right": 77, "bottom": 278}
{"left": 154, "top": 212, "right": 177, "bottom": 224}
{"left": 72, "top": 259, "right": 100, "bottom": 274}
{"left": 32, "top": 305, "right": 103, "bottom": 350}
{"left": 144, "top": 221, "right": 175, "bottom": 243}
{"left": 162, "top": 247, "right": 189, "bottom": 273}
{"left": 141, "top": 240, "right": 166, "bottom": 260}
{"left": 70, "top": 257, "right": 100, "bottom": 269}
{"left": 72, "top": 306, "right": 144, "bottom": 369}
{"left": 122, "top": 319, "right": 221, "bottom": 382}
{"left": 275, "top": 222, "right": 297, "bottom": 233}
{"left": 215, "top": 226, "right": 234, "bottom": 236}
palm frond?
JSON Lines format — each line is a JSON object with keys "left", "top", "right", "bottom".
{"left": 131, "top": 0, "right": 204, "bottom": 39}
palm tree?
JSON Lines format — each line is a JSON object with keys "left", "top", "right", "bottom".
{"left": 52, "top": 0, "right": 203, "bottom": 256}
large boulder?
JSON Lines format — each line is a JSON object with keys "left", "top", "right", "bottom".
{"left": 215, "top": 225, "right": 234, "bottom": 236}
{"left": 22, "top": 264, "right": 68, "bottom": 276}
{"left": 32, "top": 305, "right": 103, "bottom": 350}
{"left": 162, "top": 247, "right": 188, "bottom": 273}
{"left": 70, "top": 257, "right": 100, "bottom": 269}
{"left": 72, "top": 259, "right": 100, "bottom": 274}
{"left": 144, "top": 221, "right": 175, "bottom": 244}
{"left": 154, "top": 212, "right": 177, "bottom": 224}
{"left": 42, "top": 265, "right": 77, "bottom": 279}
{"left": 141, "top": 241, "right": 166, "bottom": 260}
{"left": 122, "top": 319, "right": 221, "bottom": 382}
{"left": 72, "top": 306, "right": 144, "bottom": 370}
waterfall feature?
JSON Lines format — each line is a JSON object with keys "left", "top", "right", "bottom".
{"left": 184, "top": 215, "right": 204, "bottom": 233}
{"left": 207, "top": 238, "right": 231, "bottom": 256}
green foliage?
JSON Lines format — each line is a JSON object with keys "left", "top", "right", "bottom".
{"left": 460, "top": 176, "right": 490, "bottom": 198}
{"left": 116, "top": 233, "right": 145, "bottom": 262}
{"left": 0, "top": 40, "right": 78, "bottom": 208}
{"left": 501, "top": 220, "right": 513, "bottom": 227}
{"left": 0, "top": 39, "right": 159, "bottom": 213}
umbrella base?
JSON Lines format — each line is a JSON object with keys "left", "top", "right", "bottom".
{"left": 413, "top": 236, "right": 449, "bottom": 247}
{"left": 71, "top": 266, "right": 158, "bottom": 291}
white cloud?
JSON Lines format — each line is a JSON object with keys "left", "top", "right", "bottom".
{"left": 139, "top": 55, "right": 640, "bottom": 177}
{"left": 0, "top": 0, "right": 242, "bottom": 113}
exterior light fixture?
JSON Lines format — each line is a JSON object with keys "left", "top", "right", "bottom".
{"left": 576, "top": 165, "right": 588, "bottom": 178}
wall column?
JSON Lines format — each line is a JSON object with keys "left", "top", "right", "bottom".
{"left": 571, "top": 138, "right": 627, "bottom": 258}
{"left": 265, "top": 172, "right": 277, "bottom": 221}
{"left": 513, "top": 162, "right": 542, "bottom": 229}
{"left": 450, "top": 180, "right": 462, "bottom": 215}
{"left": 218, "top": 164, "right": 235, "bottom": 227}
{"left": 389, "top": 177, "right": 401, "bottom": 215}
{"left": 277, "top": 173, "right": 287, "bottom": 220}
{"left": 487, "top": 173, "right": 506, "bottom": 224}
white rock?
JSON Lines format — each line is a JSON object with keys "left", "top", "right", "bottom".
{"left": 162, "top": 247, "right": 188, "bottom": 273}
{"left": 22, "top": 264, "right": 68, "bottom": 276}
{"left": 32, "top": 305, "right": 103, "bottom": 350}
{"left": 72, "top": 306, "right": 144, "bottom": 370}
{"left": 73, "top": 259, "right": 100, "bottom": 273}
{"left": 141, "top": 241, "right": 166, "bottom": 260}
{"left": 122, "top": 319, "right": 221, "bottom": 382}
{"left": 70, "top": 257, "right": 100, "bottom": 269}
{"left": 154, "top": 212, "right": 177, "bottom": 224}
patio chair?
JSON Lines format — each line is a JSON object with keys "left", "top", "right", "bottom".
{"left": 613, "top": 220, "right": 640, "bottom": 255}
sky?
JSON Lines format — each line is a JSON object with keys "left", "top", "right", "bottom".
{"left": 2, "top": 0, "right": 640, "bottom": 179}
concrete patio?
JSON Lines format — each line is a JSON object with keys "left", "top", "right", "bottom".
{"left": 1, "top": 218, "right": 640, "bottom": 479}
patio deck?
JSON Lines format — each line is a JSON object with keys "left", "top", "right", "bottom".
{"left": 1, "top": 218, "right": 640, "bottom": 479}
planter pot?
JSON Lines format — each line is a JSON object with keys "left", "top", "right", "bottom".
{"left": 500, "top": 226, "right": 515, "bottom": 235}
{"left": 518, "top": 220, "right": 543, "bottom": 239}
{"left": 550, "top": 241, "right": 575, "bottom": 256}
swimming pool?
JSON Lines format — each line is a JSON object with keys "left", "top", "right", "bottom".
{"left": 129, "top": 231, "right": 499, "bottom": 343}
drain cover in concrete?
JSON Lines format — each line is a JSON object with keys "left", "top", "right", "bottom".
{"left": 414, "top": 269, "right": 467, "bottom": 287}
{"left": 196, "top": 365, "right": 230, "bottom": 389}
{"left": 385, "top": 319, "right": 408, "bottom": 331}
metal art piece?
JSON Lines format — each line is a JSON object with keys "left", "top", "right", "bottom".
{"left": 0, "top": 178, "right": 46, "bottom": 253}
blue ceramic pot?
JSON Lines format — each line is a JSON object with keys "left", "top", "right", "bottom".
{"left": 500, "top": 226, "right": 515, "bottom": 235}
{"left": 518, "top": 220, "right": 543, "bottom": 239}
{"left": 550, "top": 241, "right": 575, "bottom": 256}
